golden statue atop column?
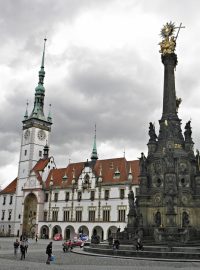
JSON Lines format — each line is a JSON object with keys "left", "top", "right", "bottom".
{"left": 159, "top": 22, "right": 185, "bottom": 55}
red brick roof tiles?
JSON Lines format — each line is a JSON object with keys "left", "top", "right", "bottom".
{"left": 0, "top": 178, "right": 17, "bottom": 194}
{"left": 45, "top": 158, "right": 140, "bottom": 189}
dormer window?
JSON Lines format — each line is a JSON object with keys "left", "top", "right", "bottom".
{"left": 114, "top": 167, "right": 120, "bottom": 179}
{"left": 82, "top": 173, "right": 91, "bottom": 190}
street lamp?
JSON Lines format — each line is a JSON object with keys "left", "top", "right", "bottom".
{"left": 71, "top": 170, "right": 76, "bottom": 221}
{"left": 48, "top": 174, "right": 54, "bottom": 221}
{"left": 98, "top": 167, "right": 103, "bottom": 221}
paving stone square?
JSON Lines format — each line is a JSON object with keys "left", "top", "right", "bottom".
{"left": 0, "top": 238, "right": 199, "bottom": 270}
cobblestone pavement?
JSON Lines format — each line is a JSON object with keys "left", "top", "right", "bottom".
{"left": 0, "top": 238, "right": 200, "bottom": 270}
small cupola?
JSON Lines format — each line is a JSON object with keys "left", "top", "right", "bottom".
{"left": 43, "top": 142, "right": 49, "bottom": 159}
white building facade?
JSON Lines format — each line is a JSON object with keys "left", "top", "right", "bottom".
{"left": 0, "top": 41, "right": 140, "bottom": 241}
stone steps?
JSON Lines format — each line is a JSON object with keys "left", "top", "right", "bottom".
{"left": 84, "top": 244, "right": 200, "bottom": 259}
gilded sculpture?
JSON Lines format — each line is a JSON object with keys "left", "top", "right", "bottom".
{"left": 159, "top": 22, "right": 185, "bottom": 55}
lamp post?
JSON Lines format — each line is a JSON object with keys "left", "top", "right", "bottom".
{"left": 98, "top": 169, "right": 103, "bottom": 221}
{"left": 48, "top": 175, "right": 54, "bottom": 221}
{"left": 71, "top": 178, "right": 76, "bottom": 221}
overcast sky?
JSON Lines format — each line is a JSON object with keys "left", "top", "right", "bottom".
{"left": 1, "top": 0, "right": 200, "bottom": 188}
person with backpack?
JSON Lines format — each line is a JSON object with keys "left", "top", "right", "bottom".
{"left": 46, "top": 242, "right": 53, "bottom": 264}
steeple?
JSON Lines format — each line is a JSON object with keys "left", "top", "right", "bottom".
{"left": 29, "top": 38, "right": 47, "bottom": 121}
{"left": 91, "top": 124, "right": 98, "bottom": 161}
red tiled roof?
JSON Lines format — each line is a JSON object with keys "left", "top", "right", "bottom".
{"left": 0, "top": 178, "right": 17, "bottom": 194}
{"left": 31, "top": 158, "right": 51, "bottom": 184}
{"left": 32, "top": 158, "right": 50, "bottom": 172}
{"left": 45, "top": 158, "right": 140, "bottom": 189}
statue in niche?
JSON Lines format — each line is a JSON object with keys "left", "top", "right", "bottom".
{"left": 165, "top": 174, "right": 177, "bottom": 195}
{"left": 182, "top": 211, "right": 190, "bottom": 227}
{"left": 184, "top": 120, "right": 192, "bottom": 141}
{"left": 164, "top": 150, "right": 175, "bottom": 171}
{"left": 154, "top": 211, "right": 161, "bottom": 227}
{"left": 149, "top": 122, "right": 157, "bottom": 141}
{"left": 139, "top": 152, "right": 147, "bottom": 174}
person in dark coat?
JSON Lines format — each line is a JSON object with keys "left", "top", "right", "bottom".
{"left": 136, "top": 238, "right": 144, "bottom": 251}
{"left": 20, "top": 240, "right": 26, "bottom": 260}
{"left": 14, "top": 239, "right": 19, "bottom": 256}
{"left": 46, "top": 242, "right": 53, "bottom": 264}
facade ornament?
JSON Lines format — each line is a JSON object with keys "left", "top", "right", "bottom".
{"left": 184, "top": 120, "right": 192, "bottom": 141}
{"left": 148, "top": 122, "right": 157, "bottom": 141}
{"left": 176, "top": 97, "right": 182, "bottom": 112}
{"left": 139, "top": 152, "right": 147, "bottom": 174}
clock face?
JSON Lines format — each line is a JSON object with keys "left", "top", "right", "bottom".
{"left": 37, "top": 130, "right": 46, "bottom": 141}
{"left": 24, "top": 130, "right": 30, "bottom": 140}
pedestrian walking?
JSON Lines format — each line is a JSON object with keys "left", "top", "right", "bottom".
{"left": 14, "top": 239, "right": 19, "bottom": 256}
{"left": 20, "top": 240, "right": 26, "bottom": 260}
{"left": 25, "top": 238, "right": 29, "bottom": 253}
{"left": 46, "top": 241, "right": 53, "bottom": 264}
{"left": 35, "top": 234, "right": 38, "bottom": 243}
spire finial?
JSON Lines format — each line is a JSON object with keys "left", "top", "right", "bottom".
{"left": 38, "top": 38, "right": 47, "bottom": 85}
{"left": 91, "top": 123, "right": 98, "bottom": 161}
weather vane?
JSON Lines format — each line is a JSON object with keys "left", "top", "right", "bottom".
{"left": 159, "top": 22, "right": 185, "bottom": 55}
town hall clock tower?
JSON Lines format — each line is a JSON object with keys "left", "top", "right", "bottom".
{"left": 15, "top": 39, "right": 52, "bottom": 199}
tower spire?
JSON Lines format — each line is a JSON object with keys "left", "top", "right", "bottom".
{"left": 29, "top": 39, "right": 47, "bottom": 120}
{"left": 39, "top": 38, "right": 47, "bottom": 85}
{"left": 91, "top": 124, "right": 98, "bottom": 161}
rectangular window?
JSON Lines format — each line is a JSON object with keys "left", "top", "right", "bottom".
{"left": 89, "top": 210, "right": 95, "bottom": 222}
{"left": 24, "top": 150, "right": 27, "bottom": 156}
{"left": 65, "top": 192, "right": 70, "bottom": 202}
{"left": 39, "top": 150, "right": 42, "bottom": 157}
{"left": 9, "top": 196, "right": 13, "bottom": 205}
{"left": 76, "top": 210, "right": 82, "bottom": 222}
{"left": 120, "top": 189, "right": 125, "bottom": 200}
{"left": 1, "top": 211, "right": 5, "bottom": 220}
{"left": 77, "top": 191, "right": 82, "bottom": 202}
{"left": 52, "top": 210, "right": 58, "bottom": 221}
{"left": 45, "top": 193, "right": 49, "bottom": 202}
{"left": 104, "top": 190, "right": 109, "bottom": 200}
{"left": 3, "top": 197, "right": 6, "bottom": 205}
{"left": 63, "top": 210, "right": 70, "bottom": 221}
{"left": 8, "top": 210, "right": 12, "bottom": 221}
{"left": 118, "top": 209, "right": 126, "bottom": 222}
{"left": 54, "top": 193, "right": 58, "bottom": 202}
{"left": 90, "top": 190, "right": 95, "bottom": 201}
{"left": 103, "top": 209, "right": 110, "bottom": 222}
{"left": 43, "top": 211, "right": 48, "bottom": 221}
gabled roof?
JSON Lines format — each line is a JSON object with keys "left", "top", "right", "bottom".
{"left": 32, "top": 158, "right": 50, "bottom": 172}
{"left": 0, "top": 178, "right": 17, "bottom": 195}
{"left": 45, "top": 158, "right": 140, "bottom": 189}
{"left": 31, "top": 158, "right": 51, "bottom": 184}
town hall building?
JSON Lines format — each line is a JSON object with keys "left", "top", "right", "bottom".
{"left": 0, "top": 40, "right": 140, "bottom": 241}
